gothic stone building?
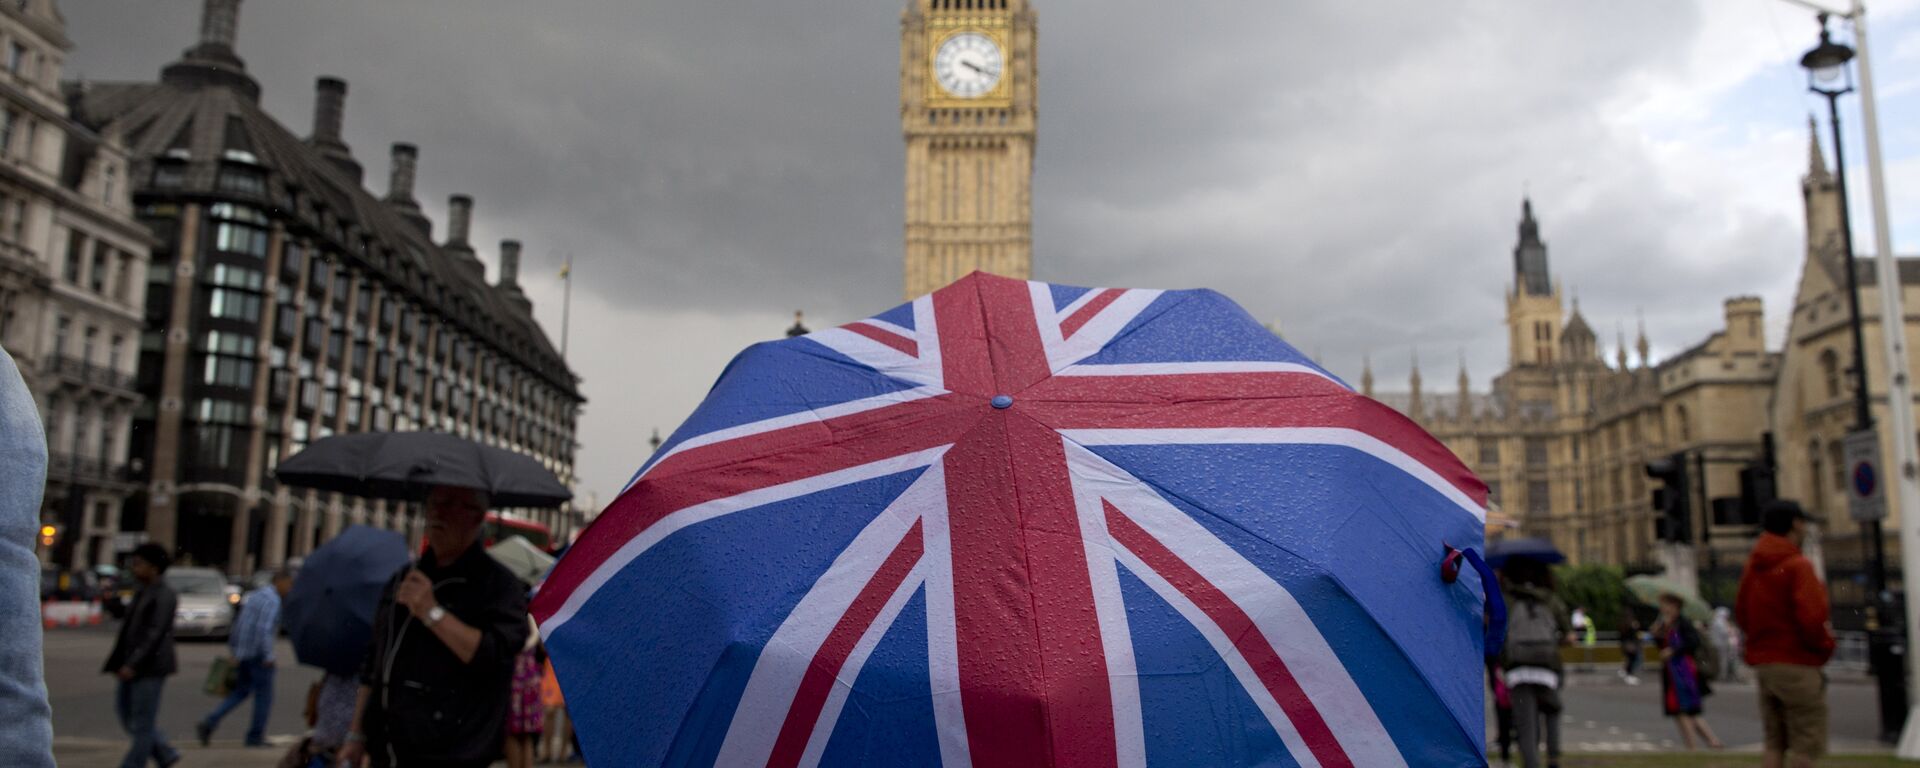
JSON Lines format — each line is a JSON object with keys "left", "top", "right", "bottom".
{"left": 65, "top": 0, "right": 584, "bottom": 571}
{"left": 1769, "top": 126, "right": 1920, "bottom": 614}
{"left": 1372, "top": 199, "right": 1777, "bottom": 589}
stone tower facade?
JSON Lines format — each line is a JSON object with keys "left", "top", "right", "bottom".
{"left": 1507, "top": 199, "right": 1564, "bottom": 368}
{"left": 900, "top": 0, "right": 1036, "bottom": 299}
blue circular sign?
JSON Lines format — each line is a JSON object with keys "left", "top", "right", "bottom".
{"left": 1854, "top": 461, "right": 1878, "bottom": 497}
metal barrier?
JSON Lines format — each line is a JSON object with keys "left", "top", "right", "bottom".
{"left": 1550, "top": 629, "right": 1872, "bottom": 678}
{"left": 1832, "top": 630, "right": 1870, "bottom": 674}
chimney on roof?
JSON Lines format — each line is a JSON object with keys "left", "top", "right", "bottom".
{"left": 446, "top": 195, "right": 473, "bottom": 246}
{"left": 307, "top": 77, "right": 362, "bottom": 184}
{"left": 199, "top": 0, "right": 241, "bottom": 52}
{"left": 387, "top": 143, "right": 418, "bottom": 203}
{"left": 384, "top": 143, "right": 431, "bottom": 236}
{"left": 498, "top": 239, "right": 533, "bottom": 314}
{"left": 499, "top": 239, "right": 521, "bottom": 289}
{"left": 160, "top": 0, "right": 259, "bottom": 100}
{"left": 312, "top": 77, "right": 346, "bottom": 145}
{"left": 441, "top": 194, "right": 485, "bottom": 279}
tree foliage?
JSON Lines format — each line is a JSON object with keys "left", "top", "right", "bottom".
{"left": 1553, "top": 563, "right": 1629, "bottom": 630}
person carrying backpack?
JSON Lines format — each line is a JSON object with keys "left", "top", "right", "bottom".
{"left": 1500, "top": 556, "right": 1570, "bottom": 768}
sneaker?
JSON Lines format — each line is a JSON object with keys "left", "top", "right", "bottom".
{"left": 1626, "top": 675, "right": 1640, "bottom": 685}
{"left": 194, "top": 720, "right": 211, "bottom": 747}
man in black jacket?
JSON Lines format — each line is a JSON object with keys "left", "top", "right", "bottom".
{"left": 102, "top": 543, "right": 180, "bottom": 768}
{"left": 340, "top": 485, "right": 530, "bottom": 768}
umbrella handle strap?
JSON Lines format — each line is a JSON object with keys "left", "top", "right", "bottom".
{"left": 1442, "top": 546, "right": 1507, "bottom": 659}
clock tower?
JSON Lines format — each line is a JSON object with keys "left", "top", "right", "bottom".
{"left": 901, "top": 0, "right": 1037, "bottom": 299}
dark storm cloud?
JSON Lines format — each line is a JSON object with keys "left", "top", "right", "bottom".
{"left": 62, "top": 0, "right": 1825, "bottom": 500}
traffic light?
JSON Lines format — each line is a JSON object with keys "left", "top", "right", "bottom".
{"left": 1646, "top": 452, "right": 1691, "bottom": 543}
{"left": 1737, "top": 463, "right": 1776, "bottom": 527}
{"left": 38, "top": 524, "right": 57, "bottom": 548}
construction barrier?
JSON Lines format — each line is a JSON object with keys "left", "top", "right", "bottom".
{"left": 40, "top": 600, "right": 103, "bottom": 629}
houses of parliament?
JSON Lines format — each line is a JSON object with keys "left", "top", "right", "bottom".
{"left": 1369, "top": 131, "right": 1913, "bottom": 618}
{"left": 896, "top": 2, "right": 1910, "bottom": 611}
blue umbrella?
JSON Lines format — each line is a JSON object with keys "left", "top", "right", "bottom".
{"left": 282, "top": 525, "right": 409, "bottom": 675}
{"left": 535, "top": 273, "right": 1495, "bottom": 766}
{"left": 1485, "top": 536, "right": 1566, "bottom": 568}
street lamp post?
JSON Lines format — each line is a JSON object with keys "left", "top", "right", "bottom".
{"left": 1801, "top": 14, "right": 1905, "bottom": 741}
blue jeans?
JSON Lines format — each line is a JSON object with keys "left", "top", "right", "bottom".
{"left": 202, "top": 658, "right": 275, "bottom": 743}
{"left": 115, "top": 676, "right": 179, "bottom": 768}
{"left": 0, "top": 345, "right": 52, "bottom": 768}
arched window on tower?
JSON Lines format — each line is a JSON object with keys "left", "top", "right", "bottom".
{"left": 1820, "top": 349, "right": 1841, "bottom": 399}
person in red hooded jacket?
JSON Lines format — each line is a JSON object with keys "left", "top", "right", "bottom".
{"left": 1735, "top": 500, "right": 1834, "bottom": 768}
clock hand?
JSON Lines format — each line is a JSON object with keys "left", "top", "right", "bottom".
{"left": 962, "top": 60, "right": 990, "bottom": 76}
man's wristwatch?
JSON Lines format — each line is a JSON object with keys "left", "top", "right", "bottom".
{"left": 425, "top": 605, "right": 447, "bottom": 626}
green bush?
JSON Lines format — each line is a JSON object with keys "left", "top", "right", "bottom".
{"left": 1552, "top": 563, "right": 1628, "bottom": 631}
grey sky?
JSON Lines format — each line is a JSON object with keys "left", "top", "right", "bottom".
{"left": 63, "top": 0, "right": 1920, "bottom": 507}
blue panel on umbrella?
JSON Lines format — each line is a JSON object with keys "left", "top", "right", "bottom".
{"left": 818, "top": 588, "right": 941, "bottom": 767}
{"left": 1118, "top": 567, "right": 1299, "bottom": 767}
{"left": 549, "top": 468, "right": 925, "bottom": 768}
{"left": 1049, "top": 283, "right": 1093, "bottom": 311}
{"left": 872, "top": 302, "right": 917, "bottom": 331}
{"left": 1087, "top": 442, "right": 1485, "bottom": 758}
{"left": 1071, "top": 291, "right": 1343, "bottom": 384}
{"left": 630, "top": 340, "right": 923, "bottom": 485}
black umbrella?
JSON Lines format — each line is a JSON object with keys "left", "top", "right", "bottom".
{"left": 1484, "top": 536, "right": 1567, "bottom": 568}
{"left": 283, "top": 525, "right": 409, "bottom": 675}
{"left": 275, "top": 431, "right": 572, "bottom": 508}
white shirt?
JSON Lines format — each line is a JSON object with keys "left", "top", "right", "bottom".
{"left": 1507, "top": 666, "right": 1559, "bottom": 690}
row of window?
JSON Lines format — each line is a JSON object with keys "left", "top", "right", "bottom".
{"left": 49, "top": 314, "right": 126, "bottom": 371}
{"left": 40, "top": 396, "right": 125, "bottom": 469}
{"left": 62, "top": 229, "right": 137, "bottom": 303}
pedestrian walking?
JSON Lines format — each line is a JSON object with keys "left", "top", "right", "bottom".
{"left": 505, "top": 619, "right": 544, "bottom": 768}
{"left": 1653, "top": 593, "right": 1724, "bottom": 750}
{"left": 537, "top": 654, "right": 571, "bottom": 764}
{"left": 0, "top": 343, "right": 53, "bottom": 768}
{"left": 1499, "top": 555, "right": 1570, "bottom": 768}
{"left": 1488, "top": 658, "right": 1515, "bottom": 766}
{"left": 339, "top": 485, "right": 532, "bottom": 768}
{"left": 1617, "top": 606, "right": 1644, "bottom": 685}
{"left": 1710, "top": 607, "right": 1743, "bottom": 682}
{"left": 1735, "top": 500, "right": 1834, "bottom": 768}
{"left": 102, "top": 543, "right": 182, "bottom": 768}
{"left": 197, "top": 567, "right": 294, "bottom": 747}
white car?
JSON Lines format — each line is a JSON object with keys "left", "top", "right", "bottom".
{"left": 166, "top": 567, "right": 235, "bottom": 639}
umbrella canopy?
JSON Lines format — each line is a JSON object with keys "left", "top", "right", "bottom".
{"left": 282, "top": 525, "right": 409, "bottom": 675}
{"left": 488, "top": 534, "right": 556, "bottom": 586}
{"left": 1485, "top": 536, "right": 1567, "bottom": 568}
{"left": 274, "top": 430, "right": 571, "bottom": 508}
{"left": 532, "top": 272, "right": 1493, "bottom": 766}
{"left": 1624, "top": 575, "right": 1713, "bottom": 623}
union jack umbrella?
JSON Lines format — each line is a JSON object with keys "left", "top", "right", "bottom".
{"left": 533, "top": 272, "right": 1493, "bottom": 767}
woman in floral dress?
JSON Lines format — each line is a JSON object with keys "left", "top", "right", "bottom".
{"left": 505, "top": 618, "right": 544, "bottom": 768}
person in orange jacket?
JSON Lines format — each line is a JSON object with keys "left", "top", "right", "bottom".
{"left": 1734, "top": 500, "right": 1835, "bottom": 768}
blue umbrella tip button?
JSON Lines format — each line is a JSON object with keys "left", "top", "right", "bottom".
{"left": 991, "top": 395, "right": 1014, "bottom": 409}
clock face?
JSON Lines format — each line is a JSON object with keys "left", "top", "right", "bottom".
{"left": 934, "top": 32, "right": 1003, "bottom": 98}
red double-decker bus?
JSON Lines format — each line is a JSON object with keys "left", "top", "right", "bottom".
{"left": 484, "top": 513, "right": 554, "bottom": 552}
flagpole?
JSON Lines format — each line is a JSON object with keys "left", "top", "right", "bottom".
{"left": 560, "top": 253, "right": 573, "bottom": 362}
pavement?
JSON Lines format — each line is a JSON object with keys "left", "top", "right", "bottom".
{"left": 46, "top": 624, "right": 321, "bottom": 768}
{"left": 47, "top": 622, "right": 1900, "bottom": 766}
{"left": 1491, "top": 664, "right": 1895, "bottom": 758}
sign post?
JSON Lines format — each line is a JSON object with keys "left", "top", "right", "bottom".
{"left": 1849, "top": 429, "right": 1887, "bottom": 523}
